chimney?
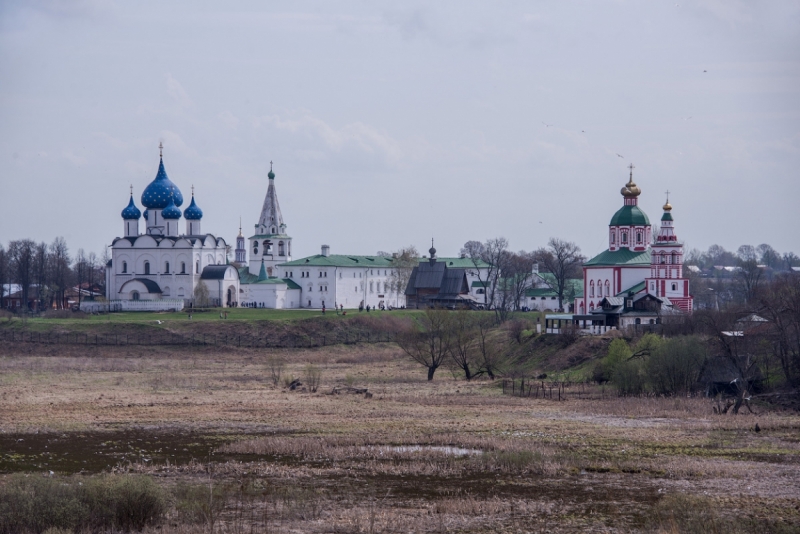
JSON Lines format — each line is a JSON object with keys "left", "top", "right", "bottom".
{"left": 321, "top": 245, "right": 330, "bottom": 257}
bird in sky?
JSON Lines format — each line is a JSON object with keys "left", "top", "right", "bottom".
{"left": 703, "top": 70, "right": 707, "bottom": 73}
{"left": 542, "top": 122, "right": 553, "bottom": 127}
{"left": 616, "top": 153, "right": 624, "bottom": 159}
{"left": 581, "top": 130, "right": 585, "bottom": 133}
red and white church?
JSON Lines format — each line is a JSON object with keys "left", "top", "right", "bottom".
{"left": 573, "top": 165, "right": 693, "bottom": 328}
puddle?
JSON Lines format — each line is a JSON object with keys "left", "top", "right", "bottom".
{"left": 367, "top": 445, "right": 482, "bottom": 456}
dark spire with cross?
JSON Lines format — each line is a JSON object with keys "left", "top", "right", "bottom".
{"left": 159, "top": 142, "right": 163, "bottom": 159}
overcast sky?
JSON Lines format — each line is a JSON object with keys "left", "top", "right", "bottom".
{"left": 1, "top": 0, "right": 798, "bottom": 261}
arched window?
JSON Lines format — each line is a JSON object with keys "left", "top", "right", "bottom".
{"left": 144, "top": 261, "right": 150, "bottom": 275}
{"left": 637, "top": 232, "right": 642, "bottom": 244}
{"left": 635, "top": 318, "right": 642, "bottom": 325}
{"left": 196, "top": 261, "right": 200, "bottom": 273}
{"left": 590, "top": 281, "right": 594, "bottom": 298}
{"left": 163, "top": 286, "right": 170, "bottom": 296}
{"left": 605, "top": 280, "right": 610, "bottom": 296}
{"left": 181, "top": 262, "right": 186, "bottom": 274}
{"left": 165, "top": 261, "right": 170, "bottom": 274}
{"left": 672, "top": 283, "right": 677, "bottom": 291}
{"left": 611, "top": 232, "right": 615, "bottom": 244}
{"left": 672, "top": 252, "right": 678, "bottom": 264}
{"left": 278, "top": 241, "right": 285, "bottom": 256}
{"left": 621, "top": 232, "right": 628, "bottom": 244}
{"left": 131, "top": 291, "right": 140, "bottom": 301}
{"left": 122, "top": 261, "right": 127, "bottom": 274}
{"left": 370, "top": 282, "right": 374, "bottom": 293}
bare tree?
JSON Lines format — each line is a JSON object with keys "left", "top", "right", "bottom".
{"left": 448, "top": 311, "right": 483, "bottom": 380}
{"left": 32, "top": 242, "right": 48, "bottom": 310}
{"left": 534, "top": 238, "right": 585, "bottom": 311}
{"left": 757, "top": 243, "right": 781, "bottom": 269}
{"left": 0, "top": 245, "right": 7, "bottom": 308}
{"left": 8, "top": 240, "right": 36, "bottom": 312}
{"left": 734, "top": 258, "right": 763, "bottom": 304}
{"left": 475, "top": 315, "right": 504, "bottom": 379}
{"left": 396, "top": 308, "right": 454, "bottom": 380}
{"left": 74, "top": 248, "right": 87, "bottom": 307}
{"left": 461, "top": 238, "right": 509, "bottom": 311}
{"left": 757, "top": 273, "right": 800, "bottom": 387}
{"left": 49, "top": 237, "right": 70, "bottom": 309}
{"left": 504, "top": 251, "right": 536, "bottom": 311}
{"left": 737, "top": 245, "right": 757, "bottom": 262}
{"left": 388, "top": 245, "right": 419, "bottom": 304}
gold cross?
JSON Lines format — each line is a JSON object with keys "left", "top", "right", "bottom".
{"left": 665, "top": 189, "right": 670, "bottom": 202}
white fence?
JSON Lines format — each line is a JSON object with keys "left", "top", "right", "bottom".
{"left": 80, "top": 299, "right": 185, "bottom": 313}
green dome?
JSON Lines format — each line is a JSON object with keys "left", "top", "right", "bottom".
{"left": 661, "top": 211, "right": 673, "bottom": 222}
{"left": 609, "top": 205, "right": 650, "bottom": 227}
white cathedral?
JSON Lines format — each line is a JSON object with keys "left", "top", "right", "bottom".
{"left": 103, "top": 148, "right": 409, "bottom": 311}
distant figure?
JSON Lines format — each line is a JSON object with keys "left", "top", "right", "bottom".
{"left": 366, "top": 305, "right": 370, "bottom": 312}
{"left": 219, "top": 312, "right": 223, "bottom": 319}
{"left": 340, "top": 304, "right": 344, "bottom": 314}
{"left": 188, "top": 314, "right": 192, "bottom": 320}
{"left": 224, "top": 311, "right": 228, "bottom": 319}
{"left": 322, "top": 304, "right": 326, "bottom": 314}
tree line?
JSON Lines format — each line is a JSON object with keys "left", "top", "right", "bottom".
{"left": 0, "top": 238, "right": 106, "bottom": 312}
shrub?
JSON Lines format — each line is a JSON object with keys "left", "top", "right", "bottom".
{"left": 304, "top": 364, "right": 322, "bottom": 392}
{"left": 0, "top": 474, "right": 165, "bottom": 534}
{"left": 647, "top": 335, "right": 707, "bottom": 395}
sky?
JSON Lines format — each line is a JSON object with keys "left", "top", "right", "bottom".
{"left": 1, "top": 0, "right": 798, "bottom": 261}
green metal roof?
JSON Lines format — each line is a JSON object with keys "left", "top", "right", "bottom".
{"left": 609, "top": 205, "right": 650, "bottom": 227}
{"left": 585, "top": 248, "right": 651, "bottom": 267}
{"left": 279, "top": 254, "right": 395, "bottom": 268}
{"left": 525, "top": 278, "right": 584, "bottom": 299}
{"left": 238, "top": 267, "right": 259, "bottom": 284}
{"left": 471, "top": 281, "right": 488, "bottom": 288}
{"left": 661, "top": 212, "right": 673, "bottom": 222}
{"left": 615, "top": 281, "right": 646, "bottom": 297}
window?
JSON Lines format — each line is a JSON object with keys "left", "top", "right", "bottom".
{"left": 181, "top": 262, "right": 186, "bottom": 274}
{"left": 196, "top": 261, "right": 200, "bottom": 273}
{"left": 590, "top": 281, "right": 594, "bottom": 298}
{"left": 672, "top": 283, "right": 677, "bottom": 291}
{"left": 324, "top": 272, "right": 327, "bottom": 277}
{"left": 637, "top": 232, "right": 642, "bottom": 244}
{"left": 122, "top": 261, "right": 127, "bottom": 274}
{"left": 611, "top": 232, "right": 615, "bottom": 244}
{"left": 144, "top": 261, "right": 150, "bottom": 275}
{"left": 621, "top": 232, "right": 628, "bottom": 244}
{"left": 165, "top": 261, "right": 170, "bottom": 274}
{"left": 131, "top": 291, "right": 140, "bottom": 301}
{"left": 370, "top": 282, "right": 374, "bottom": 293}
{"left": 605, "top": 281, "right": 610, "bottom": 296}
{"left": 278, "top": 241, "right": 285, "bottom": 256}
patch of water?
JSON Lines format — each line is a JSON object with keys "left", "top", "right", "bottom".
{"left": 367, "top": 445, "right": 482, "bottom": 456}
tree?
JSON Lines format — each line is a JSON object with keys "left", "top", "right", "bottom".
{"left": 448, "top": 311, "right": 483, "bottom": 381}
{"left": 757, "top": 273, "right": 800, "bottom": 387}
{"left": 0, "top": 244, "right": 7, "bottom": 308}
{"left": 387, "top": 245, "right": 419, "bottom": 303}
{"left": 396, "top": 309, "right": 454, "bottom": 380}
{"left": 461, "top": 237, "right": 509, "bottom": 311}
{"left": 8, "top": 239, "right": 36, "bottom": 312}
{"left": 32, "top": 242, "right": 48, "bottom": 310}
{"left": 707, "top": 244, "right": 736, "bottom": 267}
{"left": 505, "top": 251, "right": 536, "bottom": 311}
{"left": 647, "top": 336, "right": 707, "bottom": 395}
{"left": 49, "top": 237, "right": 70, "bottom": 309}
{"left": 533, "top": 238, "right": 585, "bottom": 311}
{"left": 757, "top": 244, "right": 781, "bottom": 269}
{"left": 193, "top": 282, "right": 210, "bottom": 308}
{"left": 734, "top": 258, "right": 763, "bottom": 303}
{"left": 737, "top": 245, "right": 757, "bottom": 262}
{"left": 74, "top": 249, "right": 87, "bottom": 307}
{"left": 86, "top": 252, "right": 98, "bottom": 300}
{"left": 475, "top": 315, "right": 504, "bottom": 379}
{"left": 782, "top": 252, "right": 800, "bottom": 271}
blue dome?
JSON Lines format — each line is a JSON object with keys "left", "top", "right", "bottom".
{"left": 143, "top": 209, "right": 149, "bottom": 221}
{"left": 121, "top": 195, "right": 141, "bottom": 219}
{"left": 183, "top": 196, "right": 203, "bottom": 220}
{"left": 141, "top": 158, "right": 184, "bottom": 209}
{"left": 161, "top": 196, "right": 182, "bottom": 219}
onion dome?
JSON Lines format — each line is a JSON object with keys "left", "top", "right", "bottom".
{"left": 610, "top": 205, "right": 650, "bottom": 226}
{"left": 161, "top": 195, "right": 182, "bottom": 220}
{"left": 121, "top": 195, "right": 141, "bottom": 219}
{"left": 143, "top": 209, "right": 149, "bottom": 221}
{"left": 620, "top": 176, "right": 641, "bottom": 198}
{"left": 183, "top": 195, "right": 203, "bottom": 220}
{"left": 661, "top": 197, "right": 674, "bottom": 222}
{"left": 141, "top": 157, "right": 184, "bottom": 209}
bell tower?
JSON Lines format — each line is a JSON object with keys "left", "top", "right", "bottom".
{"left": 249, "top": 162, "right": 292, "bottom": 276}
{"left": 645, "top": 194, "right": 693, "bottom": 312}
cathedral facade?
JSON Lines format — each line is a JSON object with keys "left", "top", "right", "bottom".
{"left": 102, "top": 148, "right": 239, "bottom": 310}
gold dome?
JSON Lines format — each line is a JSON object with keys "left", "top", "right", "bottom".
{"left": 663, "top": 201, "right": 672, "bottom": 211}
{"left": 620, "top": 164, "right": 641, "bottom": 198}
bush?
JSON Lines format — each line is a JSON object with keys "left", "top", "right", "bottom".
{"left": 304, "top": 364, "right": 322, "bottom": 393}
{"left": 0, "top": 474, "right": 165, "bottom": 534}
{"left": 647, "top": 336, "right": 707, "bottom": 395}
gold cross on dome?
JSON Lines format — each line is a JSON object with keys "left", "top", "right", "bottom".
{"left": 665, "top": 189, "right": 670, "bottom": 202}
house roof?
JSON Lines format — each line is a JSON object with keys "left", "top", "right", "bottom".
{"left": 200, "top": 265, "right": 236, "bottom": 280}
{"left": 585, "top": 248, "right": 651, "bottom": 267}
{"left": 615, "top": 281, "right": 646, "bottom": 297}
{"left": 432, "top": 257, "right": 491, "bottom": 269}
{"left": 280, "top": 254, "right": 395, "bottom": 268}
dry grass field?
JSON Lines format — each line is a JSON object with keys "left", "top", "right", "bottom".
{"left": 1, "top": 340, "right": 799, "bottom": 533}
